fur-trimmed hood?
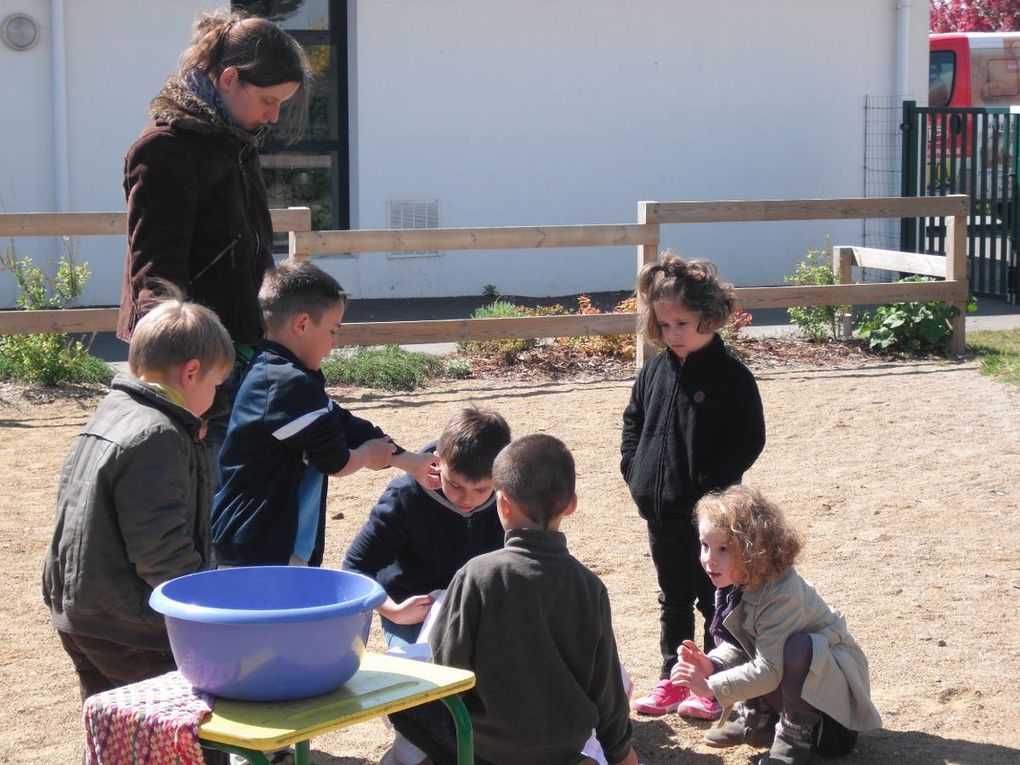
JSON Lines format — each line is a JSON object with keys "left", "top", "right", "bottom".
{"left": 147, "top": 73, "right": 260, "bottom": 146}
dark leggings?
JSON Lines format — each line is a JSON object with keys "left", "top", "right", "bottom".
{"left": 759, "top": 634, "right": 858, "bottom": 757}
{"left": 647, "top": 519, "right": 715, "bottom": 677}
{"left": 762, "top": 633, "right": 816, "bottom": 715}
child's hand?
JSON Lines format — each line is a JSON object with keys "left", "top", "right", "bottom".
{"left": 669, "top": 659, "right": 713, "bottom": 700}
{"left": 358, "top": 437, "right": 397, "bottom": 470}
{"left": 679, "top": 639, "right": 714, "bottom": 677}
{"left": 383, "top": 594, "right": 433, "bottom": 625}
{"left": 400, "top": 451, "right": 441, "bottom": 490}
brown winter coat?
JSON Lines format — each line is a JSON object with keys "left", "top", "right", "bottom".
{"left": 117, "top": 75, "right": 274, "bottom": 346}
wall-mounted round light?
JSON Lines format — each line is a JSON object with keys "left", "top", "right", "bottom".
{"left": 2, "top": 13, "right": 39, "bottom": 51}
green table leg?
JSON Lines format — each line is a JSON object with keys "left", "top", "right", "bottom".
{"left": 439, "top": 694, "right": 473, "bottom": 765}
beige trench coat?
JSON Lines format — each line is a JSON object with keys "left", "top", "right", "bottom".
{"left": 705, "top": 568, "right": 882, "bottom": 731}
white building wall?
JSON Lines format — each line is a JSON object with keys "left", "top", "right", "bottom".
{"left": 0, "top": 0, "right": 218, "bottom": 307}
{"left": 0, "top": 0, "right": 928, "bottom": 306}
{"left": 345, "top": 0, "right": 930, "bottom": 298}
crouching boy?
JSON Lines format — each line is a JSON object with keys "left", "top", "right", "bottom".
{"left": 43, "top": 298, "right": 234, "bottom": 700}
{"left": 343, "top": 406, "right": 511, "bottom": 648}
{"left": 390, "top": 434, "right": 639, "bottom": 765}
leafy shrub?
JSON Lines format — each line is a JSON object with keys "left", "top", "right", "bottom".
{"left": 458, "top": 301, "right": 566, "bottom": 363}
{"left": 784, "top": 247, "right": 848, "bottom": 340}
{"left": 557, "top": 294, "right": 637, "bottom": 359}
{"left": 853, "top": 276, "right": 977, "bottom": 353}
{"left": 442, "top": 358, "right": 472, "bottom": 379}
{"left": 320, "top": 345, "right": 445, "bottom": 391}
{"left": 0, "top": 242, "right": 113, "bottom": 386}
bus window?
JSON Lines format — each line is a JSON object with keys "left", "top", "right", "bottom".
{"left": 930, "top": 50, "right": 955, "bottom": 107}
{"left": 983, "top": 57, "right": 1020, "bottom": 99}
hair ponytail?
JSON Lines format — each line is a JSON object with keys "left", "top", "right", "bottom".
{"left": 177, "top": 8, "right": 311, "bottom": 143}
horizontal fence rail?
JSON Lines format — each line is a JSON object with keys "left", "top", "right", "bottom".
{"left": 644, "top": 195, "right": 970, "bottom": 224}
{"left": 337, "top": 313, "right": 637, "bottom": 346}
{"left": 0, "top": 208, "right": 312, "bottom": 239}
{"left": 836, "top": 246, "right": 947, "bottom": 278}
{"left": 0, "top": 197, "right": 970, "bottom": 358}
{"left": 0, "top": 208, "right": 312, "bottom": 335}
{"left": 290, "top": 223, "right": 659, "bottom": 257}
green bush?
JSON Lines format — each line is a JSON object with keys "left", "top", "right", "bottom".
{"left": 854, "top": 276, "right": 977, "bottom": 353}
{"left": 320, "top": 345, "right": 445, "bottom": 391}
{"left": 0, "top": 242, "right": 113, "bottom": 386}
{"left": 784, "top": 246, "right": 848, "bottom": 340}
{"left": 458, "top": 300, "right": 554, "bottom": 363}
{"left": 442, "top": 358, "right": 472, "bottom": 379}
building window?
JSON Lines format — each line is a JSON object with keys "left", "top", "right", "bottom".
{"left": 235, "top": 1, "right": 349, "bottom": 241}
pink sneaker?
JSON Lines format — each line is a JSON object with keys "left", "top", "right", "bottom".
{"left": 631, "top": 679, "right": 690, "bottom": 716}
{"left": 677, "top": 693, "right": 722, "bottom": 720}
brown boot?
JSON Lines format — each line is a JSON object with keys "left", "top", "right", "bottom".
{"left": 762, "top": 710, "right": 820, "bottom": 765}
{"left": 704, "top": 699, "right": 779, "bottom": 749}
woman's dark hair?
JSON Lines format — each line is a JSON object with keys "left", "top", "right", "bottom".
{"left": 179, "top": 8, "right": 311, "bottom": 142}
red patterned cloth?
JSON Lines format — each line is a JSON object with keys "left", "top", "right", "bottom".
{"left": 83, "top": 671, "right": 213, "bottom": 764}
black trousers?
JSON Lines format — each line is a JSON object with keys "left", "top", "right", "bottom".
{"left": 646, "top": 517, "right": 716, "bottom": 678}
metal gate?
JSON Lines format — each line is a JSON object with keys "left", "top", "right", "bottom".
{"left": 900, "top": 100, "right": 1019, "bottom": 302}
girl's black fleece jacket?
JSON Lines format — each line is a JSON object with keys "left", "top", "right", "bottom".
{"left": 620, "top": 334, "right": 766, "bottom": 525}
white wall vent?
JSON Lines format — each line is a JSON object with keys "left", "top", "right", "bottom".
{"left": 386, "top": 199, "right": 441, "bottom": 258}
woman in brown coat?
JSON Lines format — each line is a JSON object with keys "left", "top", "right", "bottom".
{"left": 118, "top": 8, "right": 310, "bottom": 459}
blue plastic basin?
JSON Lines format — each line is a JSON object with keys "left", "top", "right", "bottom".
{"left": 149, "top": 566, "right": 385, "bottom": 701}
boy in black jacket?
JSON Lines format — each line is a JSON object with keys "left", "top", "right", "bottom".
{"left": 212, "top": 260, "right": 437, "bottom": 567}
{"left": 343, "top": 406, "right": 511, "bottom": 648}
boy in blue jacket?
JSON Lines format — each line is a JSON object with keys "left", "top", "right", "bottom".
{"left": 343, "top": 406, "right": 511, "bottom": 647}
{"left": 212, "top": 260, "right": 437, "bottom": 567}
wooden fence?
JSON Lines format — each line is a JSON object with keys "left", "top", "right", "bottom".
{"left": 0, "top": 194, "right": 970, "bottom": 360}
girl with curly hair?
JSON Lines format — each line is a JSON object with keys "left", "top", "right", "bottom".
{"left": 670, "top": 485, "right": 881, "bottom": 764}
{"left": 622, "top": 252, "right": 766, "bottom": 720}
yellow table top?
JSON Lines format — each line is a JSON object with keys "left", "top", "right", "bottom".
{"left": 199, "top": 653, "right": 475, "bottom": 750}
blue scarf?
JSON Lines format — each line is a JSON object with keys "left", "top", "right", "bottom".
{"left": 186, "top": 69, "right": 238, "bottom": 128}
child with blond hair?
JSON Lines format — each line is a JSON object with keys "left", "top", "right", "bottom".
{"left": 44, "top": 297, "right": 234, "bottom": 700}
{"left": 622, "top": 252, "right": 766, "bottom": 719}
{"left": 670, "top": 485, "right": 881, "bottom": 764}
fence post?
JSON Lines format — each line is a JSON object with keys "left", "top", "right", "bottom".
{"left": 833, "top": 246, "right": 854, "bottom": 338}
{"left": 636, "top": 202, "right": 661, "bottom": 369}
{"left": 287, "top": 206, "right": 312, "bottom": 261}
{"left": 945, "top": 212, "right": 968, "bottom": 355}
{"left": 900, "top": 100, "right": 918, "bottom": 252}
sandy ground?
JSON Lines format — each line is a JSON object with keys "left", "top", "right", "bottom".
{"left": 2, "top": 358, "right": 1019, "bottom": 765}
